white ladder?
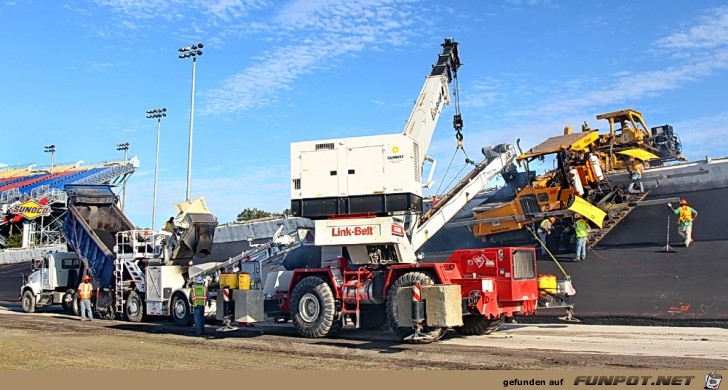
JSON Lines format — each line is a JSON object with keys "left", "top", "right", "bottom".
{"left": 114, "top": 258, "right": 124, "bottom": 315}
{"left": 124, "top": 260, "right": 146, "bottom": 292}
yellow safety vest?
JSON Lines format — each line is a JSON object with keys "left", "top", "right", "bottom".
{"left": 574, "top": 219, "right": 589, "bottom": 238}
{"left": 78, "top": 282, "right": 93, "bottom": 300}
{"left": 678, "top": 206, "right": 694, "bottom": 224}
{"left": 539, "top": 219, "right": 552, "bottom": 231}
{"left": 190, "top": 285, "right": 207, "bottom": 307}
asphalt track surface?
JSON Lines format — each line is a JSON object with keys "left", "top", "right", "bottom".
{"left": 540, "top": 187, "right": 728, "bottom": 323}
{"left": 423, "top": 187, "right": 728, "bottom": 324}
{"left": 0, "top": 262, "right": 26, "bottom": 301}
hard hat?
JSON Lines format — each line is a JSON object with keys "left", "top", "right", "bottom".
{"left": 83, "top": 275, "right": 90, "bottom": 281}
{"left": 195, "top": 276, "right": 203, "bottom": 284}
{"left": 680, "top": 199, "right": 688, "bottom": 205}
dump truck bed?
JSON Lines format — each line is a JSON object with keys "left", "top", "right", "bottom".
{"left": 62, "top": 184, "right": 135, "bottom": 288}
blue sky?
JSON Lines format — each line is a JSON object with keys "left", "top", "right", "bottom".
{"left": 2, "top": 1, "right": 727, "bottom": 227}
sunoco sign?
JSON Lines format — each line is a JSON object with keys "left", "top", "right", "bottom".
{"left": 10, "top": 201, "right": 51, "bottom": 219}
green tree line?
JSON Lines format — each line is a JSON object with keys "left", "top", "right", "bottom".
{"left": 236, "top": 208, "right": 291, "bottom": 222}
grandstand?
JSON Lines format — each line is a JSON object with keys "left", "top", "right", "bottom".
{"left": 0, "top": 157, "right": 138, "bottom": 262}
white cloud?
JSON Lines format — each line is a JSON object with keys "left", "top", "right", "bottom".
{"left": 471, "top": 5, "right": 728, "bottom": 128}
{"left": 89, "top": 61, "right": 114, "bottom": 72}
{"left": 93, "top": 0, "right": 266, "bottom": 21}
{"left": 655, "top": 7, "right": 728, "bottom": 51}
{"left": 201, "top": 0, "right": 423, "bottom": 115}
{"left": 672, "top": 113, "right": 728, "bottom": 161}
{"left": 88, "top": 0, "right": 426, "bottom": 116}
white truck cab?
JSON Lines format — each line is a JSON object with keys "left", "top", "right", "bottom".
{"left": 20, "top": 252, "right": 82, "bottom": 313}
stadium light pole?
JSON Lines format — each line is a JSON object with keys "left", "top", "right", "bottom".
{"left": 178, "top": 42, "right": 203, "bottom": 201}
{"left": 116, "top": 142, "right": 130, "bottom": 211}
{"left": 146, "top": 108, "right": 167, "bottom": 231}
{"left": 117, "top": 142, "right": 130, "bottom": 162}
{"left": 44, "top": 145, "right": 55, "bottom": 173}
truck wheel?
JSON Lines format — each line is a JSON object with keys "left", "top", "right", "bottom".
{"left": 171, "top": 293, "right": 192, "bottom": 326}
{"left": 21, "top": 290, "right": 36, "bottom": 313}
{"left": 358, "top": 304, "right": 387, "bottom": 330}
{"left": 386, "top": 271, "right": 447, "bottom": 341}
{"left": 106, "top": 303, "right": 117, "bottom": 320}
{"left": 454, "top": 314, "right": 505, "bottom": 335}
{"left": 71, "top": 292, "right": 79, "bottom": 316}
{"left": 62, "top": 289, "right": 76, "bottom": 312}
{"left": 291, "top": 276, "right": 339, "bottom": 338}
{"left": 125, "top": 291, "right": 145, "bottom": 323}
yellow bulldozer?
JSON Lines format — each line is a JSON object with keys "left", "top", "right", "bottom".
{"left": 470, "top": 108, "right": 681, "bottom": 252}
{"left": 590, "top": 108, "right": 684, "bottom": 170}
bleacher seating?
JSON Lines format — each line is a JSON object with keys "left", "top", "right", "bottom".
{"left": 0, "top": 164, "right": 135, "bottom": 203}
{"left": 17, "top": 171, "right": 77, "bottom": 193}
{"left": 0, "top": 172, "right": 59, "bottom": 193}
{"left": 76, "top": 164, "right": 135, "bottom": 185}
{"left": 0, "top": 166, "right": 34, "bottom": 180}
{"left": 49, "top": 167, "right": 105, "bottom": 189}
{"left": 0, "top": 172, "right": 45, "bottom": 188}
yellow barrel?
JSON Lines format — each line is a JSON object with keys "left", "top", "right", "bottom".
{"left": 238, "top": 273, "right": 251, "bottom": 290}
{"left": 219, "top": 273, "right": 238, "bottom": 289}
{"left": 538, "top": 274, "right": 557, "bottom": 295}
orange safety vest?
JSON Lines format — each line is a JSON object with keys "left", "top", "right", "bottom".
{"left": 632, "top": 161, "right": 644, "bottom": 174}
{"left": 78, "top": 282, "right": 93, "bottom": 300}
{"left": 190, "top": 284, "right": 207, "bottom": 307}
{"left": 678, "top": 206, "right": 694, "bottom": 224}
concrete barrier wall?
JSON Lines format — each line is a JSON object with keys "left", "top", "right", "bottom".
{"left": 0, "top": 245, "right": 65, "bottom": 265}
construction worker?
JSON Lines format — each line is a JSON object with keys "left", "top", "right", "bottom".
{"left": 191, "top": 276, "right": 208, "bottom": 335}
{"left": 573, "top": 214, "right": 589, "bottom": 262}
{"left": 78, "top": 275, "right": 93, "bottom": 321}
{"left": 620, "top": 120, "right": 632, "bottom": 132}
{"left": 538, "top": 217, "right": 556, "bottom": 256}
{"left": 667, "top": 199, "right": 698, "bottom": 247}
{"left": 627, "top": 158, "right": 644, "bottom": 193}
{"left": 163, "top": 217, "right": 175, "bottom": 233}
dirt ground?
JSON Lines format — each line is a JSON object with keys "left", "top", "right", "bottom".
{"left": 1, "top": 302, "right": 726, "bottom": 370}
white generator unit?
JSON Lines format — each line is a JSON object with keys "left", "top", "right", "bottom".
{"left": 291, "top": 38, "right": 462, "bottom": 219}
{"left": 290, "top": 133, "right": 424, "bottom": 218}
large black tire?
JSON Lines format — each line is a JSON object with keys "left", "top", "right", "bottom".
{"left": 290, "top": 276, "right": 340, "bottom": 338}
{"left": 386, "top": 272, "right": 447, "bottom": 341}
{"left": 171, "top": 293, "right": 192, "bottom": 326}
{"left": 454, "top": 314, "right": 505, "bottom": 336}
{"left": 21, "top": 290, "right": 36, "bottom": 313}
{"left": 71, "top": 292, "right": 79, "bottom": 316}
{"left": 105, "top": 303, "right": 117, "bottom": 320}
{"left": 62, "top": 289, "right": 76, "bottom": 312}
{"left": 125, "top": 291, "right": 145, "bottom": 323}
{"left": 358, "top": 304, "right": 387, "bottom": 330}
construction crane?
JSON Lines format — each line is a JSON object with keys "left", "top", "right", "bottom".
{"left": 219, "top": 38, "right": 567, "bottom": 343}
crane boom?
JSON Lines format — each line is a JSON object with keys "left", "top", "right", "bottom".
{"left": 402, "top": 38, "right": 461, "bottom": 161}
{"left": 411, "top": 144, "right": 516, "bottom": 250}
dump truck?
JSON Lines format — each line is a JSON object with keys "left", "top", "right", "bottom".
{"left": 20, "top": 184, "right": 218, "bottom": 323}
